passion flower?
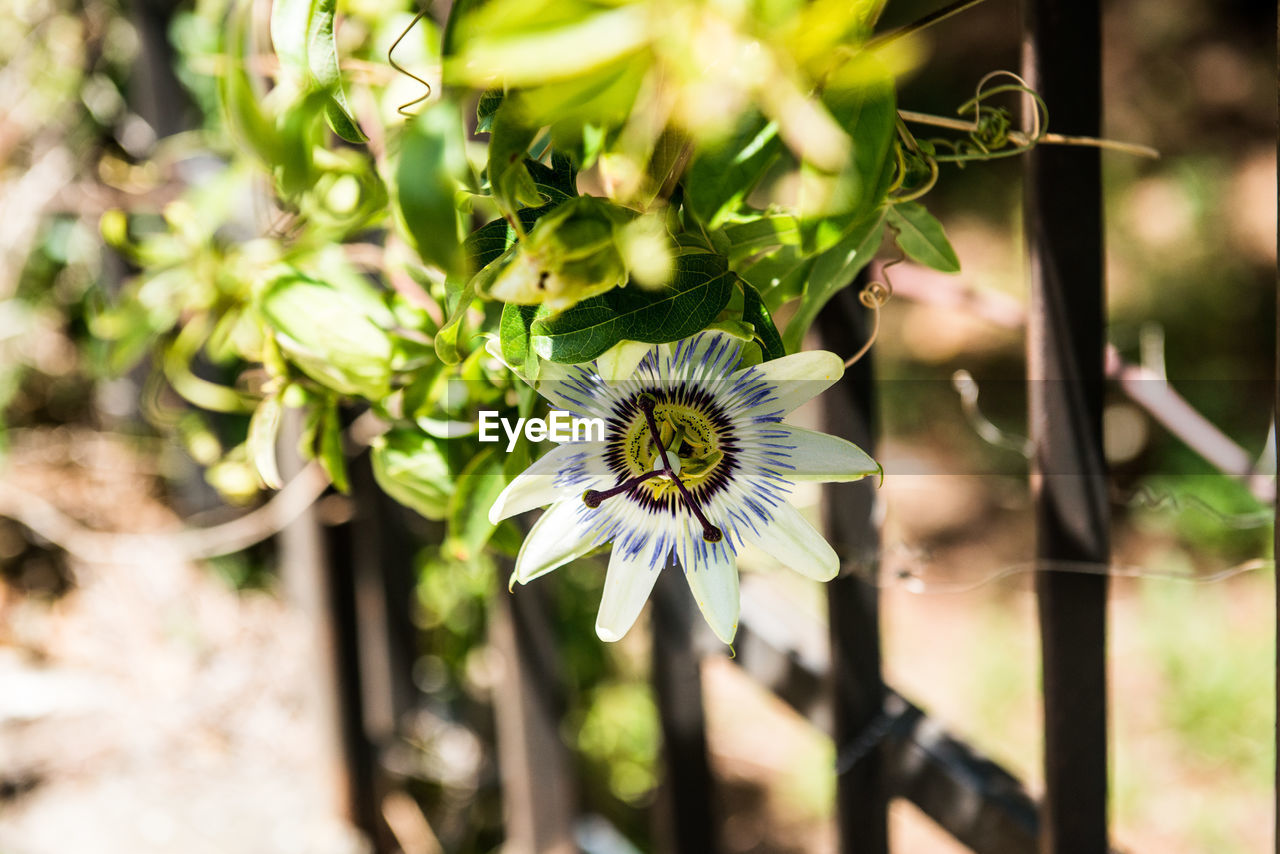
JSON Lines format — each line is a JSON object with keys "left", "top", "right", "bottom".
{"left": 489, "top": 331, "right": 879, "bottom": 643}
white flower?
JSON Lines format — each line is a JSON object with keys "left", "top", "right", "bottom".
{"left": 489, "top": 332, "right": 879, "bottom": 644}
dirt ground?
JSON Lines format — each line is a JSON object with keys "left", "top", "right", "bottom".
{"left": 0, "top": 429, "right": 364, "bottom": 854}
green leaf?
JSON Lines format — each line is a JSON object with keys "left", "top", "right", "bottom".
{"left": 397, "top": 99, "right": 469, "bottom": 278}
{"left": 787, "top": 0, "right": 881, "bottom": 66}
{"left": 500, "top": 302, "right": 540, "bottom": 378}
{"left": 783, "top": 210, "right": 885, "bottom": 352}
{"left": 642, "top": 128, "right": 690, "bottom": 206}
{"left": 467, "top": 215, "right": 520, "bottom": 269}
{"left": 316, "top": 396, "right": 349, "bottom": 492}
{"left": 445, "top": 2, "right": 651, "bottom": 88}
{"left": 400, "top": 358, "right": 444, "bottom": 424}
{"left": 371, "top": 429, "right": 454, "bottom": 520}
{"left": 441, "top": 0, "right": 486, "bottom": 64}
{"left": 296, "top": 389, "right": 324, "bottom": 460}
{"left": 307, "top": 0, "right": 366, "bottom": 142}
{"left": 446, "top": 448, "right": 507, "bottom": 560}
{"left": 801, "top": 65, "right": 896, "bottom": 227}
{"left": 801, "top": 212, "right": 862, "bottom": 256}
{"left": 886, "top": 201, "right": 961, "bottom": 273}
{"left": 456, "top": 188, "right": 556, "bottom": 275}
{"left": 684, "top": 113, "right": 782, "bottom": 228}
{"left": 530, "top": 251, "right": 734, "bottom": 362}
{"left": 486, "top": 99, "right": 544, "bottom": 213}
{"left": 738, "top": 244, "right": 813, "bottom": 311}
{"left": 527, "top": 152, "right": 578, "bottom": 201}
{"left": 436, "top": 204, "right": 563, "bottom": 365}
{"left": 224, "top": 1, "right": 284, "bottom": 166}
{"left": 259, "top": 272, "right": 393, "bottom": 398}
{"left": 434, "top": 278, "right": 477, "bottom": 365}
{"left": 517, "top": 54, "right": 646, "bottom": 159}
{"left": 740, "top": 280, "right": 786, "bottom": 361}
{"left": 248, "top": 393, "right": 284, "bottom": 489}
{"left": 273, "top": 88, "right": 326, "bottom": 199}
{"left": 476, "top": 88, "right": 504, "bottom": 132}
{"left": 269, "top": 0, "right": 365, "bottom": 143}
{"left": 269, "top": 0, "right": 310, "bottom": 83}
{"left": 93, "top": 297, "right": 161, "bottom": 376}
{"left": 721, "top": 214, "right": 800, "bottom": 263}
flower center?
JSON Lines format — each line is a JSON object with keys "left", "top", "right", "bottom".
{"left": 586, "top": 392, "right": 728, "bottom": 542}
{"left": 621, "top": 400, "right": 725, "bottom": 496}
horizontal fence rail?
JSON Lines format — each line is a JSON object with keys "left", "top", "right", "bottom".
{"left": 734, "top": 585, "right": 1040, "bottom": 854}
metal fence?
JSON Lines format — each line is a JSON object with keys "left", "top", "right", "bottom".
{"left": 270, "top": 0, "right": 1276, "bottom": 852}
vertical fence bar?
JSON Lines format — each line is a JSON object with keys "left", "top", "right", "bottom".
{"left": 651, "top": 567, "right": 718, "bottom": 854}
{"left": 346, "top": 454, "right": 423, "bottom": 853}
{"left": 128, "top": 0, "right": 191, "bottom": 140}
{"left": 1022, "top": 0, "right": 1111, "bottom": 851}
{"left": 1273, "top": 9, "right": 1279, "bottom": 849}
{"left": 818, "top": 283, "right": 889, "bottom": 854}
{"left": 323, "top": 500, "right": 393, "bottom": 850}
{"left": 276, "top": 414, "right": 380, "bottom": 842}
{"left": 347, "top": 457, "right": 420, "bottom": 756}
{"left": 491, "top": 575, "right": 578, "bottom": 854}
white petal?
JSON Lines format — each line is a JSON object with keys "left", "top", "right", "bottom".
{"left": 595, "top": 538, "right": 665, "bottom": 642}
{"left": 536, "top": 362, "right": 627, "bottom": 418}
{"left": 732, "top": 350, "right": 844, "bottom": 415}
{"left": 489, "top": 443, "right": 606, "bottom": 523}
{"left": 667, "top": 331, "right": 742, "bottom": 382}
{"left": 743, "top": 502, "right": 840, "bottom": 581}
{"left": 771, "top": 424, "right": 880, "bottom": 482}
{"left": 683, "top": 546, "right": 740, "bottom": 644}
{"left": 513, "top": 501, "right": 598, "bottom": 585}
{"left": 595, "top": 340, "right": 655, "bottom": 382}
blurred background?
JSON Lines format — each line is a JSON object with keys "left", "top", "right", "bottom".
{"left": 0, "top": 0, "right": 1276, "bottom": 852}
